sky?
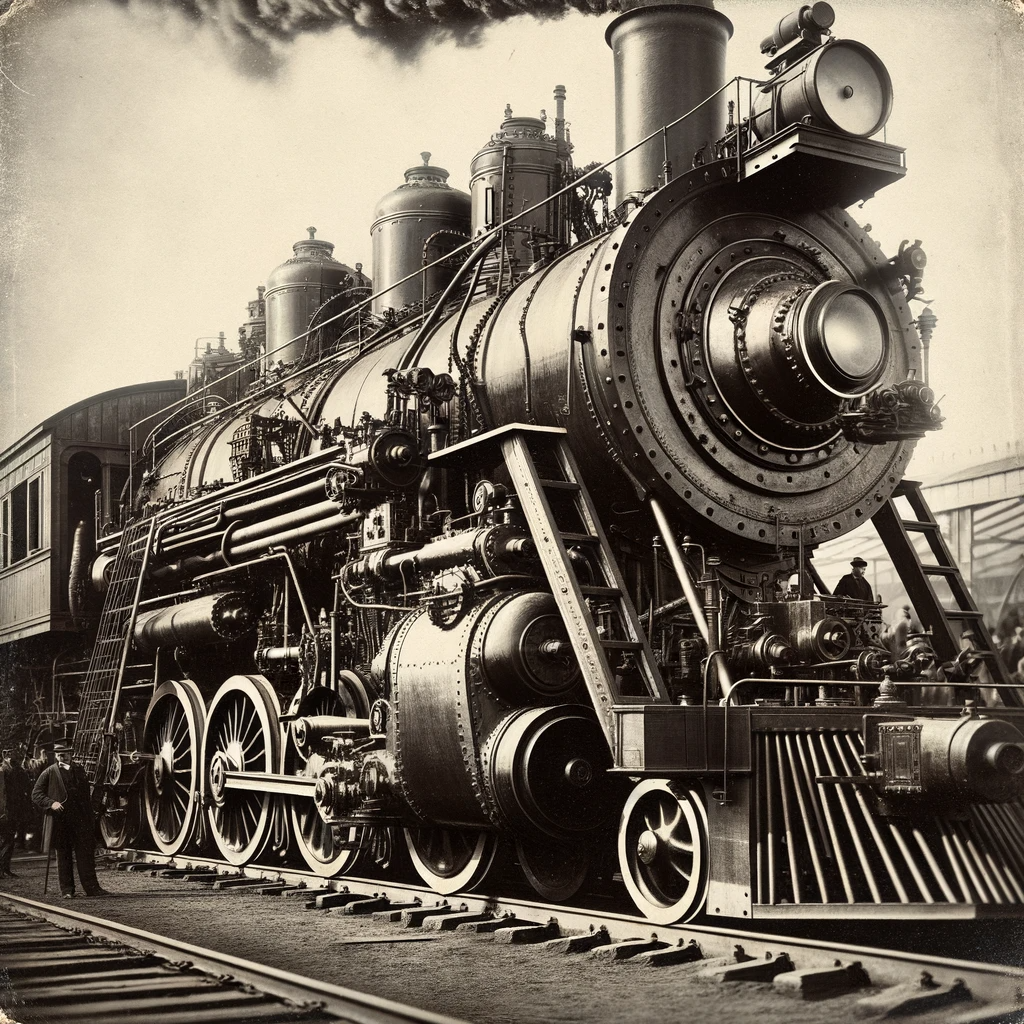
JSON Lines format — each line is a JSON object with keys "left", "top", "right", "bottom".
{"left": 1, "top": 0, "right": 1022, "bottom": 476}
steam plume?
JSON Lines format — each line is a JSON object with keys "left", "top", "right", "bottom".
{"left": 114, "top": 0, "right": 620, "bottom": 62}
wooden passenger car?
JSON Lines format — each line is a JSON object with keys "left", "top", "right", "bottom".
{"left": 0, "top": 381, "right": 186, "bottom": 744}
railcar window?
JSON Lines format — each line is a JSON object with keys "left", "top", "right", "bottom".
{"left": 10, "top": 482, "right": 27, "bottom": 563}
{"left": 2, "top": 473, "right": 44, "bottom": 566}
{"left": 28, "top": 477, "right": 40, "bottom": 552}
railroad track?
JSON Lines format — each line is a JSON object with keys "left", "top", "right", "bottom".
{"left": 103, "top": 850, "right": 1024, "bottom": 1022}
{"left": 0, "top": 892, "right": 467, "bottom": 1024}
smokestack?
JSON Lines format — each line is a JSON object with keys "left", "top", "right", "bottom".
{"left": 606, "top": 0, "right": 732, "bottom": 202}
{"left": 554, "top": 84, "right": 566, "bottom": 143}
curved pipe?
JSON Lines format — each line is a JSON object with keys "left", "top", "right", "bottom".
{"left": 406, "top": 235, "right": 498, "bottom": 356}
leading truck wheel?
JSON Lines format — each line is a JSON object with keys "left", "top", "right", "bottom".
{"left": 404, "top": 827, "right": 497, "bottom": 895}
{"left": 618, "top": 780, "right": 709, "bottom": 924}
{"left": 143, "top": 679, "right": 205, "bottom": 856}
{"left": 203, "top": 675, "right": 282, "bottom": 866}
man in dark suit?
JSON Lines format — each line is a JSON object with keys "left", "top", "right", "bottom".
{"left": 834, "top": 557, "right": 874, "bottom": 602}
{"left": 31, "top": 741, "right": 108, "bottom": 898}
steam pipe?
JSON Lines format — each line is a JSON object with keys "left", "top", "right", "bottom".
{"left": 649, "top": 498, "right": 708, "bottom": 644}
{"left": 650, "top": 497, "right": 734, "bottom": 696}
{"left": 150, "top": 511, "right": 362, "bottom": 578}
{"left": 229, "top": 512, "right": 362, "bottom": 559}
{"left": 161, "top": 499, "right": 343, "bottom": 555}
{"left": 406, "top": 234, "right": 499, "bottom": 357}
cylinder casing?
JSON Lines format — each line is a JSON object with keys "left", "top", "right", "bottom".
{"left": 606, "top": 0, "right": 732, "bottom": 202}
{"left": 133, "top": 592, "right": 256, "bottom": 652}
{"left": 370, "top": 157, "right": 471, "bottom": 315}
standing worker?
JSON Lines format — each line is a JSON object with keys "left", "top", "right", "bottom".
{"left": 31, "top": 741, "right": 109, "bottom": 898}
{"left": 834, "top": 557, "right": 875, "bottom": 602}
{"left": 0, "top": 754, "right": 13, "bottom": 879}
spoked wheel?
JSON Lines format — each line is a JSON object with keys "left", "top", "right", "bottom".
{"left": 618, "top": 780, "right": 709, "bottom": 924}
{"left": 99, "top": 785, "right": 143, "bottom": 850}
{"left": 404, "top": 827, "right": 497, "bottom": 895}
{"left": 515, "top": 834, "right": 591, "bottom": 902}
{"left": 203, "top": 675, "right": 282, "bottom": 866}
{"left": 288, "top": 686, "right": 363, "bottom": 878}
{"left": 143, "top": 679, "right": 206, "bottom": 856}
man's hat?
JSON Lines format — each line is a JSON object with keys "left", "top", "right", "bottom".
{"left": 850, "top": 558, "right": 868, "bottom": 568}
{"left": 53, "top": 741, "right": 73, "bottom": 754}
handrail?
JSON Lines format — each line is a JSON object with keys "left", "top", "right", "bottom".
{"left": 130, "top": 75, "right": 756, "bottom": 448}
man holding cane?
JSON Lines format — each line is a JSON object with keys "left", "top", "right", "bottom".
{"left": 31, "top": 741, "right": 108, "bottom": 898}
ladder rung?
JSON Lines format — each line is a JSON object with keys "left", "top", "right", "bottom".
{"left": 537, "top": 479, "right": 580, "bottom": 491}
{"left": 921, "top": 564, "right": 958, "bottom": 576}
{"left": 900, "top": 519, "right": 940, "bottom": 533}
{"left": 943, "top": 609, "right": 984, "bottom": 620}
{"left": 560, "top": 532, "right": 599, "bottom": 544}
{"left": 600, "top": 640, "right": 644, "bottom": 650}
{"left": 580, "top": 586, "right": 622, "bottom": 598}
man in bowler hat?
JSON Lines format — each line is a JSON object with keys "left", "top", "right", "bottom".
{"left": 31, "top": 741, "right": 108, "bottom": 898}
{"left": 834, "top": 557, "right": 875, "bottom": 602}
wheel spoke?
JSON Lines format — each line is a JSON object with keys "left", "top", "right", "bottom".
{"left": 619, "top": 782, "right": 708, "bottom": 925}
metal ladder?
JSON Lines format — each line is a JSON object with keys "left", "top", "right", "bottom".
{"left": 73, "top": 517, "right": 157, "bottom": 780}
{"left": 500, "top": 430, "right": 668, "bottom": 746}
{"left": 873, "top": 479, "right": 1018, "bottom": 705}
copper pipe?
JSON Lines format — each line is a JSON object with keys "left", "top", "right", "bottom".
{"left": 947, "top": 822, "right": 993, "bottom": 903}
{"left": 956, "top": 820, "right": 1008, "bottom": 903}
{"left": 765, "top": 733, "right": 777, "bottom": 905}
{"left": 936, "top": 819, "right": 975, "bottom": 902}
{"left": 836, "top": 732, "right": 909, "bottom": 903}
{"left": 754, "top": 734, "right": 765, "bottom": 905}
{"left": 978, "top": 807, "right": 1024, "bottom": 900}
{"left": 162, "top": 497, "right": 342, "bottom": 554}
{"left": 972, "top": 807, "right": 1024, "bottom": 901}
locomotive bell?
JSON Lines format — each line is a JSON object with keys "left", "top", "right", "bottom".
{"left": 370, "top": 154, "right": 471, "bottom": 315}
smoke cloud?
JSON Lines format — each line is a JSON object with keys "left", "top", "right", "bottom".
{"left": 1, "top": 0, "right": 621, "bottom": 66}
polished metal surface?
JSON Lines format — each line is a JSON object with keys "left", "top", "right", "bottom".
{"left": 371, "top": 154, "right": 470, "bottom": 315}
{"left": 752, "top": 39, "right": 893, "bottom": 141}
{"left": 469, "top": 111, "right": 566, "bottom": 246}
{"left": 606, "top": 1, "right": 732, "bottom": 201}
{"left": 133, "top": 591, "right": 256, "bottom": 651}
{"left": 264, "top": 227, "right": 358, "bottom": 364}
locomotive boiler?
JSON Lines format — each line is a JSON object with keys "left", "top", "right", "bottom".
{"left": 68, "top": 0, "right": 1024, "bottom": 926}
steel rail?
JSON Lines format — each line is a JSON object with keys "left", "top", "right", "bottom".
{"left": 0, "top": 892, "right": 469, "bottom": 1024}
{"left": 112, "top": 851, "right": 1024, "bottom": 1004}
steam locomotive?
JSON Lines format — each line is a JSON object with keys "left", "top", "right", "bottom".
{"left": 60, "top": 0, "right": 1024, "bottom": 924}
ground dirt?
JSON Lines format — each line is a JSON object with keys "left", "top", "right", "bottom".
{"left": 0, "top": 852, "right": 1003, "bottom": 1024}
